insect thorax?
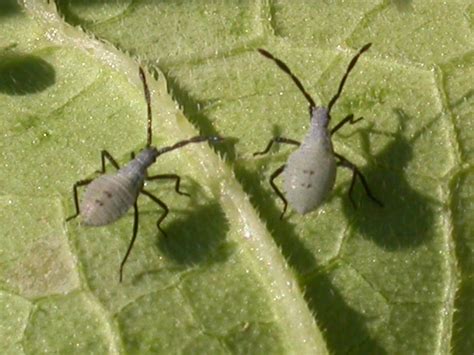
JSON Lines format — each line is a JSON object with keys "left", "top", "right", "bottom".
{"left": 135, "top": 147, "right": 159, "bottom": 169}
{"left": 118, "top": 147, "right": 158, "bottom": 179}
{"left": 306, "top": 106, "right": 332, "bottom": 151}
{"left": 310, "top": 106, "right": 330, "bottom": 128}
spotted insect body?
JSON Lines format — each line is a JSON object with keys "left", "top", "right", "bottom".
{"left": 80, "top": 148, "right": 159, "bottom": 226}
{"left": 283, "top": 107, "right": 336, "bottom": 214}
{"left": 81, "top": 174, "right": 139, "bottom": 226}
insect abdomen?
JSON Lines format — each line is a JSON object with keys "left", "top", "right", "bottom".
{"left": 283, "top": 143, "right": 337, "bottom": 214}
{"left": 80, "top": 174, "right": 142, "bottom": 226}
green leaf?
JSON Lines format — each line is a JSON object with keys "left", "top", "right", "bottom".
{"left": 1, "top": 0, "right": 472, "bottom": 353}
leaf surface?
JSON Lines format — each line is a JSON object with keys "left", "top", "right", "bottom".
{"left": 0, "top": 0, "right": 473, "bottom": 353}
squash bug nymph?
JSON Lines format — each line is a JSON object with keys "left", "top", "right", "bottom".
{"left": 254, "top": 43, "right": 383, "bottom": 219}
{"left": 66, "top": 67, "right": 222, "bottom": 282}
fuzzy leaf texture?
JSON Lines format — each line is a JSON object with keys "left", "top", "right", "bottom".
{"left": 0, "top": 0, "right": 472, "bottom": 354}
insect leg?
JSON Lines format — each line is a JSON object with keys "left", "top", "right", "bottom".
{"left": 269, "top": 164, "right": 288, "bottom": 220}
{"left": 119, "top": 202, "right": 139, "bottom": 283}
{"left": 253, "top": 137, "right": 300, "bottom": 156}
{"left": 66, "top": 179, "right": 93, "bottom": 221}
{"left": 97, "top": 150, "right": 120, "bottom": 173}
{"left": 330, "top": 114, "right": 364, "bottom": 135}
{"left": 140, "top": 189, "right": 169, "bottom": 238}
{"left": 334, "top": 152, "right": 383, "bottom": 208}
{"left": 146, "top": 174, "right": 190, "bottom": 197}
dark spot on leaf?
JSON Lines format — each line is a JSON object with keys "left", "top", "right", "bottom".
{"left": 0, "top": 53, "right": 55, "bottom": 95}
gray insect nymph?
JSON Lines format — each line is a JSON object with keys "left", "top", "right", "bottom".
{"left": 80, "top": 148, "right": 158, "bottom": 226}
{"left": 283, "top": 107, "right": 336, "bottom": 214}
{"left": 255, "top": 44, "right": 383, "bottom": 219}
{"left": 66, "top": 67, "right": 222, "bottom": 281}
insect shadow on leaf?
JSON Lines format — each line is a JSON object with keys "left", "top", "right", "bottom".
{"left": 341, "top": 108, "right": 445, "bottom": 250}
{"left": 0, "top": 53, "right": 55, "bottom": 95}
{"left": 0, "top": 0, "right": 22, "bottom": 17}
{"left": 157, "top": 201, "right": 231, "bottom": 266}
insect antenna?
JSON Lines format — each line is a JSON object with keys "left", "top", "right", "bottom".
{"left": 139, "top": 67, "right": 153, "bottom": 148}
{"left": 327, "top": 43, "right": 372, "bottom": 115}
{"left": 156, "top": 136, "right": 223, "bottom": 156}
{"left": 258, "top": 48, "right": 316, "bottom": 113}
